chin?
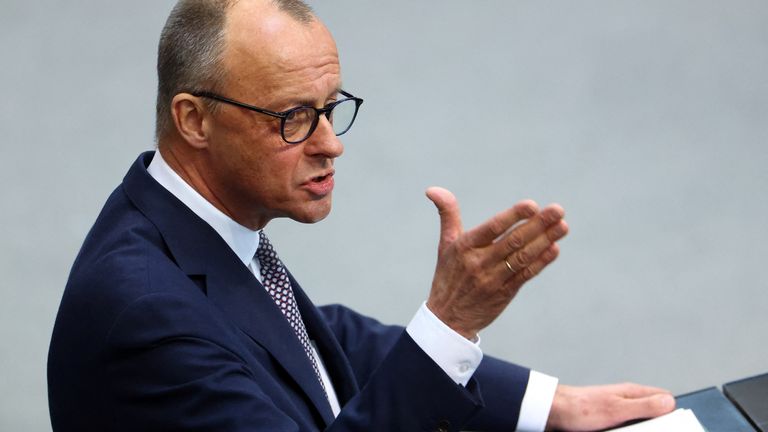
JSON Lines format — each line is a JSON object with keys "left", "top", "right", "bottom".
{"left": 289, "top": 200, "right": 333, "bottom": 224}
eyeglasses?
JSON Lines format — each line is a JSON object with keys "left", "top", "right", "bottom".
{"left": 192, "top": 90, "right": 363, "bottom": 144}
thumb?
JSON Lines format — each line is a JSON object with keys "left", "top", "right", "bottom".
{"left": 425, "top": 186, "right": 463, "bottom": 250}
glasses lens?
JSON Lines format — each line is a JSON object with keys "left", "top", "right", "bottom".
{"left": 330, "top": 99, "right": 358, "bottom": 136}
{"left": 283, "top": 107, "right": 316, "bottom": 143}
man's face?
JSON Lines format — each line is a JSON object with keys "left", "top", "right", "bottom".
{"left": 200, "top": 2, "right": 344, "bottom": 229}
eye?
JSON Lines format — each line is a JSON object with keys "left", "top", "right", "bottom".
{"left": 283, "top": 107, "right": 315, "bottom": 138}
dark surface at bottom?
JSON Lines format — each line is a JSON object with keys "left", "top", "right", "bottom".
{"left": 676, "top": 387, "right": 755, "bottom": 432}
{"left": 724, "top": 373, "right": 768, "bottom": 432}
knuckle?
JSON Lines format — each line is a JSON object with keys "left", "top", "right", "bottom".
{"left": 514, "top": 250, "right": 530, "bottom": 267}
{"left": 521, "top": 265, "right": 538, "bottom": 280}
{"left": 504, "top": 238, "right": 516, "bottom": 252}
{"left": 464, "top": 253, "right": 483, "bottom": 275}
{"left": 488, "top": 218, "right": 505, "bottom": 239}
{"left": 506, "top": 232, "right": 525, "bottom": 251}
{"left": 478, "top": 273, "right": 494, "bottom": 289}
{"left": 546, "top": 227, "right": 560, "bottom": 242}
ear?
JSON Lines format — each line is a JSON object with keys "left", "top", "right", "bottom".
{"left": 170, "top": 93, "right": 212, "bottom": 149}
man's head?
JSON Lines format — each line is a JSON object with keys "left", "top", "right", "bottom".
{"left": 155, "top": 0, "right": 314, "bottom": 139}
{"left": 156, "top": 0, "right": 353, "bottom": 230}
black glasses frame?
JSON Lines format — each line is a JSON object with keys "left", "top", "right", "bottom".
{"left": 191, "top": 90, "right": 363, "bottom": 144}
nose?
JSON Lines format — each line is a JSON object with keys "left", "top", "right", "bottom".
{"left": 304, "top": 115, "right": 344, "bottom": 159}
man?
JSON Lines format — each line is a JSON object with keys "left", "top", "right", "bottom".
{"left": 48, "top": 0, "right": 675, "bottom": 430}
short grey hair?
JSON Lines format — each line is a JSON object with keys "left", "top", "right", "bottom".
{"left": 155, "top": 0, "right": 315, "bottom": 140}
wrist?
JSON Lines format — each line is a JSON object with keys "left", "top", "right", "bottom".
{"left": 425, "top": 300, "right": 478, "bottom": 341}
{"left": 545, "top": 384, "right": 570, "bottom": 431}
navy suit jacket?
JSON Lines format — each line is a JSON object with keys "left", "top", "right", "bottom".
{"left": 48, "top": 152, "right": 531, "bottom": 431}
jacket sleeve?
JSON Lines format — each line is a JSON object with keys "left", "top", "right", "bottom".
{"left": 319, "top": 304, "right": 532, "bottom": 431}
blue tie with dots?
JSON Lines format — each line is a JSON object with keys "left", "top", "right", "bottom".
{"left": 256, "top": 231, "right": 326, "bottom": 393}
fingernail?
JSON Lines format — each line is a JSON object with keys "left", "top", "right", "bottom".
{"left": 657, "top": 394, "right": 675, "bottom": 411}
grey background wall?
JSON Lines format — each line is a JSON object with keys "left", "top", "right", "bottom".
{"left": 1, "top": 0, "right": 766, "bottom": 430}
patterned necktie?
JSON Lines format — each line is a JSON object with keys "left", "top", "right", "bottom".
{"left": 256, "top": 231, "right": 326, "bottom": 393}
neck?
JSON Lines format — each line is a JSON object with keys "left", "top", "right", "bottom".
{"left": 156, "top": 139, "right": 269, "bottom": 231}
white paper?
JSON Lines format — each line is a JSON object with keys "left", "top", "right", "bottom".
{"left": 606, "top": 409, "right": 706, "bottom": 431}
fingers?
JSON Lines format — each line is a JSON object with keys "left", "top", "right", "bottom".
{"left": 611, "top": 383, "right": 675, "bottom": 424}
{"left": 458, "top": 198, "right": 567, "bottom": 284}
{"left": 613, "top": 382, "right": 673, "bottom": 399}
{"left": 503, "top": 243, "right": 560, "bottom": 286}
{"left": 425, "top": 187, "right": 463, "bottom": 251}
{"left": 464, "top": 200, "right": 539, "bottom": 247}
{"left": 616, "top": 393, "right": 676, "bottom": 423}
{"left": 501, "top": 220, "right": 568, "bottom": 277}
{"left": 493, "top": 204, "right": 565, "bottom": 260}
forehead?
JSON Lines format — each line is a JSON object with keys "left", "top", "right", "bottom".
{"left": 222, "top": 1, "right": 341, "bottom": 103}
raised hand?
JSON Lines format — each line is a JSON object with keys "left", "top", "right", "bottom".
{"left": 425, "top": 187, "right": 568, "bottom": 339}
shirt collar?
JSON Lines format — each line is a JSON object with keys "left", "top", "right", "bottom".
{"left": 146, "top": 150, "right": 260, "bottom": 267}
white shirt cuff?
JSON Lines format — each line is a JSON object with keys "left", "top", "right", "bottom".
{"left": 516, "top": 370, "right": 559, "bottom": 432}
{"left": 405, "top": 302, "right": 483, "bottom": 387}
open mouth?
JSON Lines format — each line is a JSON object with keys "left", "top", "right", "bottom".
{"left": 301, "top": 171, "right": 335, "bottom": 196}
{"left": 308, "top": 171, "right": 334, "bottom": 184}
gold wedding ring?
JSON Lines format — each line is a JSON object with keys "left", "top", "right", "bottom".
{"left": 504, "top": 258, "right": 516, "bottom": 274}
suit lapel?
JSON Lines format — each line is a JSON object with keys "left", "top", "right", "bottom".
{"left": 288, "top": 271, "right": 360, "bottom": 407}
{"left": 122, "top": 152, "right": 335, "bottom": 426}
{"left": 204, "top": 264, "right": 336, "bottom": 426}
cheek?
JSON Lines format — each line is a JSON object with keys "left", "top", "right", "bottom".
{"left": 231, "top": 126, "right": 293, "bottom": 179}
{"left": 213, "top": 121, "right": 306, "bottom": 207}
{"left": 255, "top": 149, "right": 303, "bottom": 198}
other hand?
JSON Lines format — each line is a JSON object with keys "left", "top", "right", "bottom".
{"left": 546, "top": 383, "right": 676, "bottom": 431}
{"left": 425, "top": 187, "right": 568, "bottom": 339}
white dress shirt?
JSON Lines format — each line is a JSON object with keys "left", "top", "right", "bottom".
{"left": 147, "top": 150, "right": 557, "bottom": 430}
